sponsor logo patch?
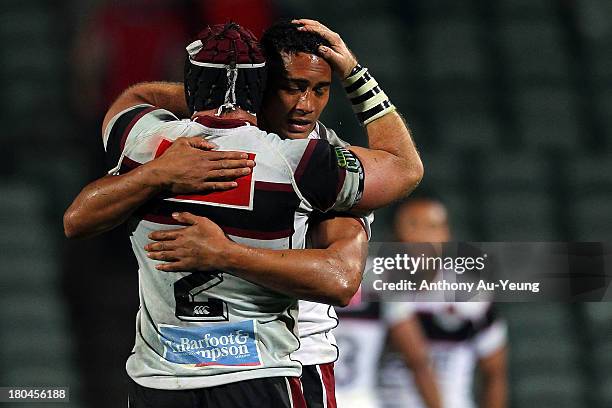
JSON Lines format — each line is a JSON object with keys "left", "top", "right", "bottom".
{"left": 159, "top": 320, "right": 262, "bottom": 367}
{"left": 334, "top": 146, "right": 360, "bottom": 173}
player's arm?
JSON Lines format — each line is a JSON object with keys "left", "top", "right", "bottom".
{"left": 101, "top": 81, "right": 189, "bottom": 134}
{"left": 478, "top": 346, "right": 508, "bottom": 408}
{"left": 387, "top": 315, "right": 443, "bottom": 408}
{"left": 295, "top": 19, "right": 423, "bottom": 210}
{"left": 64, "top": 84, "right": 253, "bottom": 239}
{"left": 474, "top": 309, "right": 508, "bottom": 408}
{"left": 64, "top": 137, "right": 253, "bottom": 239}
{"left": 145, "top": 212, "right": 367, "bottom": 306}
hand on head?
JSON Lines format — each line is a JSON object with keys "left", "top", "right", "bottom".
{"left": 293, "top": 19, "right": 358, "bottom": 79}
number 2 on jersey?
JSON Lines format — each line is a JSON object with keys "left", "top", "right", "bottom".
{"left": 174, "top": 273, "right": 229, "bottom": 321}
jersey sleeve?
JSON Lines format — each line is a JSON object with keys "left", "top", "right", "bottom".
{"left": 279, "top": 138, "right": 365, "bottom": 212}
{"left": 473, "top": 305, "right": 508, "bottom": 358}
{"left": 309, "top": 210, "right": 374, "bottom": 240}
{"left": 102, "top": 104, "right": 188, "bottom": 175}
{"left": 380, "top": 302, "right": 416, "bottom": 328}
{"left": 311, "top": 122, "right": 374, "bottom": 237}
{"left": 315, "top": 121, "right": 351, "bottom": 148}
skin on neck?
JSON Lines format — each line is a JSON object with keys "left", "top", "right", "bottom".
{"left": 192, "top": 108, "right": 258, "bottom": 126}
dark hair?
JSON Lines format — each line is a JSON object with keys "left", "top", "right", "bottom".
{"left": 394, "top": 186, "right": 446, "bottom": 212}
{"left": 405, "top": 187, "right": 444, "bottom": 204}
{"left": 261, "top": 20, "right": 332, "bottom": 66}
{"left": 184, "top": 22, "right": 267, "bottom": 114}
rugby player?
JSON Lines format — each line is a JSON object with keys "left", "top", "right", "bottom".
{"left": 380, "top": 196, "right": 508, "bottom": 408}
{"left": 64, "top": 22, "right": 422, "bottom": 407}
{"left": 141, "top": 20, "right": 378, "bottom": 408}
{"left": 141, "top": 20, "right": 420, "bottom": 408}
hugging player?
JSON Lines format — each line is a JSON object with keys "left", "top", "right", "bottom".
{"left": 65, "top": 20, "right": 422, "bottom": 407}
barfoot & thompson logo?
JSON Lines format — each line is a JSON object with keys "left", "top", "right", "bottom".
{"left": 159, "top": 320, "right": 262, "bottom": 367}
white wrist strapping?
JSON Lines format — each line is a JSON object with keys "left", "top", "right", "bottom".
{"left": 342, "top": 64, "right": 396, "bottom": 125}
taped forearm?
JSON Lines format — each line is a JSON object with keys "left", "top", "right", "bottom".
{"left": 343, "top": 65, "right": 422, "bottom": 193}
{"left": 342, "top": 64, "right": 396, "bottom": 126}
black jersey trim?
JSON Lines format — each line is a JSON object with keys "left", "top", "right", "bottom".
{"left": 295, "top": 141, "right": 345, "bottom": 212}
{"left": 105, "top": 106, "right": 156, "bottom": 170}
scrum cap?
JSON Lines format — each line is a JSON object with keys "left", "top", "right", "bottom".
{"left": 184, "top": 22, "right": 266, "bottom": 115}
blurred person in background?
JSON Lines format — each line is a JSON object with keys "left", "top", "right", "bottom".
{"left": 334, "top": 298, "right": 442, "bottom": 408}
{"left": 72, "top": 0, "right": 189, "bottom": 123}
{"left": 196, "top": 0, "right": 276, "bottom": 36}
{"left": 380, "top": 193, "right": 508, "bottom": 408}
{"left": 72, "top": 0, "right": 275, "bottom": 124}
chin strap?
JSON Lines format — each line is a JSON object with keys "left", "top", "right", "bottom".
{"left": 216, "top": 66, "right": 239, "bottom": 116}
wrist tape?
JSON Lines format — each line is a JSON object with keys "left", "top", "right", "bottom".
{"left": 342, "top": 64, "right": 396, "bottom": 126}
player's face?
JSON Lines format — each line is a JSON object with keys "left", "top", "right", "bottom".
{"left": 261, "top": 51, "right": 332, "bottom": 139}
{"left": 394, "top": 200, "right": 451, "bottom": 243}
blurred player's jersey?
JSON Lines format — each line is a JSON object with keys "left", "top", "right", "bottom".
{"left": 103, "top": 105, "right": 365, "bottom": 390}
{"left": 334, "top": 300, "right": 385, "bottom": 408}
{"left": 294, "top": 122, "right": 374, "bottom": 367}
{"left": 381, "top": 302, "right": 507, "bottom": 408}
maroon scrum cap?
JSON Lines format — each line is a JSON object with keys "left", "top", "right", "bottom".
{"left": 184, "top": 22, "right": 267, "bottom": 115}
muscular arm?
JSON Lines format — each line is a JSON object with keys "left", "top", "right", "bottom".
{"left": 64, "top": 169, "right": 161, "bottom": 239}
{"left": 145, "top": 212, "right": 368, "bottom": 306}
{"left": 351, "top": 112, "right": 422, "bottom": 211}
{"left": 64, "top": 83, "right": 253, "bottom": 239}
{"left": 101, "top": 81, "right": 189, "bottom": 134}
{"left": 295, "top": 19, "right": 423, "bottom": 211}
{"left": 478, "top": 346, "right": 508, "bottom": 408}
{"left": 63, "top": 137, "right": 253, "bottom": 239}
{"left": 388, "top": 317, "right": 443, "bottom": 408}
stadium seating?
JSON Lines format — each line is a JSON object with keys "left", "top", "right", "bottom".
{"left": 1, "top": 0, "right": 609, "bottom": 406}
{"left": 511, "top": 84, "right": 580, "bottom": 151}
{"left": 501, "top": 303, "right": 588, "bottom": 408}
{"left": 0, "top": 183, "right": 82, "bottom": 407}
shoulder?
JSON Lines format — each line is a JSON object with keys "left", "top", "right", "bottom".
{"left": 315, "top": 121, "right": 350, "bottom": 148}
{"left": 104, "top": 105, "right": 202, "bottom": 174}
{"left": 103, "top": 104, "right": 180, "bottom": 152}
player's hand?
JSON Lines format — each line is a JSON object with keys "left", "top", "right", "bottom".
{"left": 146, "top": 136, "right": 255, "bottom": 194}
{"left": 145, "top": 212, "right": 231, "bottom": 272}
{"left": 293, "top": 19, "right": 358, "bottom": 79}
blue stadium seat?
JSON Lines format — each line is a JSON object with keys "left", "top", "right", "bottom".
{"left": 511, "top": 85, "right": 581, "bottom": 151}
{"left": 499, "top": 21, "right": 570, "bottom": 81}
{"left": 480, "top": 152, "right": 549, "bottom": 193}
{"left": 595, "top": 88, "right": 612, "bottom": 141}
{"left": 481, "top": 192, "right": 556, "bottom": 240}
{"left": 502, "top": 303, "right": 587, "bottom": 408}
{"left": 417, "top": 0, "right": 478, "bottom": 20}
{"left": 419, "top": 19, "right": 486, "bottom": 82}
{"left": 566, "top": 155, "right": 612, "bottom": 240}
{"left": 514, "top": 375, "right": 586, "bottom": 408}
{"left": 429, "top": 84, "right": 500, "bottom": 150}
{"left": 419, "top": 151, "right": 466, "bottom": 193}
{"left": 496, "top": 0, "right": 558, "bottom": 19}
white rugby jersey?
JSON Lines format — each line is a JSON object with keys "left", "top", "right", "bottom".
{"left": 381, "top": 302, "right": 507, "bottom": 408}
{"left": 334, "top": 301, "right": 385, "bottom": 408}
{"left": 293, "top": 122, "right": 374, "bottom": 366}
{"left": 103, "top": 105, "right": 366, "bottom": 390}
